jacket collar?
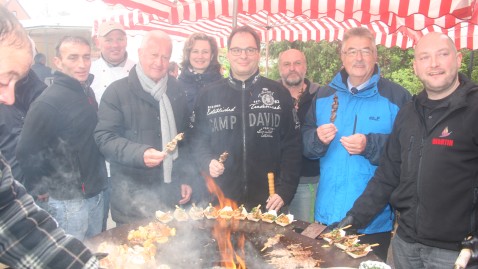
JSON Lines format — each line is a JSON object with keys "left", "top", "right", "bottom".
{"left": 329, "top": 64, "right": 381, "bottom": 97}
{"left": 128, "top": 66, "right": 179, "bottom": 107}
{"left": 52, "top": 71, "right": 93, "bottom": 92}
{"left": 227, "top": 69, "right": 261, "bottom": 91}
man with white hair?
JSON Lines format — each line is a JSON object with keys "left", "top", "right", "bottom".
{"left": 95, "top": 31, "right": 192, "bottom": 226}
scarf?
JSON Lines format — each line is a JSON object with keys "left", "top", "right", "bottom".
{"left": 136, "top": 63, "right": 177, "bottom": 183}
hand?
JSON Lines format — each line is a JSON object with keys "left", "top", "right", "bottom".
{"left": 178, "top": 184, "right": 192, "bottom": 205}
{"left": 340, "top": 133, "right": 367, "bottom": 155}
{"left": 462, "top": 235, "right": 478, "bottom": 261}
{"left": 323, "top": 215, "right": 358, "bottom": 235}
{"left": 143, "top": 148, "right": 166, "bottom": 167}
{"left": 266, "top": 194, "right": 285, "bottom": 211}
{"left": 316, "top": 123, "right": 338, "bottom": 145}
{"left": 209, "top": 159, "right": 225, "bottom": 178}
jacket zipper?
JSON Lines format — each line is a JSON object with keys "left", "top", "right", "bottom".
{"left": 415, "top": 137, "right": 424, "bottom": 234}
{"left": 241, "top": 81, "right": 248, "bottom": 199}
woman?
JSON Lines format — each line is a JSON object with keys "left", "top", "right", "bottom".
{"left": 179, "top": 33, "right": 223, "bottom": 205}
{"left": 178, "top": 32, "right": 223, "bottom": 114}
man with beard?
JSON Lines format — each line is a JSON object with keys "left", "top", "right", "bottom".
{"left": 302, "top": 27, "right": 411, "bottom": 261}
{"left": 335, "top": 32, "right": 478, "bottom": 269}
{"left": 278, "top": 49, "right": 320, "bottom": 222}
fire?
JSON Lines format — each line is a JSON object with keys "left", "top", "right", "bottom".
{"left": 203, "top": 172, "right": 247, "bottom": 268}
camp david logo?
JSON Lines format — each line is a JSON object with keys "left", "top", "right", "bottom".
{"left": 259, "top": 88, "right": 275, "bottom": 106}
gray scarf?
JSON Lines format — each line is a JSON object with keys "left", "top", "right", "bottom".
{"left": 136, "top": 63, "right": 177, "bottom": 183}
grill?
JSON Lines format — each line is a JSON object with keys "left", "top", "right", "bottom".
{"left": 86, "top": 219, "right": 380, "bottom": 268}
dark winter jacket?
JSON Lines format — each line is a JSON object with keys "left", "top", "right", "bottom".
{"left": 348, "top": 73, "right": 478, "bottom": 250}
{"left": 190, "top": 70, "right": 302, "bottom": 210}
{"left": 178, "top": 67, "right": 223, "bottom": 114}
{"left": 0, "top": 70, "right": 46, "bottom": 184}
{"left": 94, "top": 67, "right": 191, "bottom": 224}
{"left": 16, "top": 71, "right": 107, "bottom": 200}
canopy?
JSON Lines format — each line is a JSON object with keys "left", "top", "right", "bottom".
{"left": 94, "top": 0, "right": 478, "bottom": 49}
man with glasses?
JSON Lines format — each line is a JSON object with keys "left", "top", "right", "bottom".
{"left": 302, "top": 27, "right": 411, "bottom": 261}
{"left": 190, "top": 26, "right": 301, "bottom": 212}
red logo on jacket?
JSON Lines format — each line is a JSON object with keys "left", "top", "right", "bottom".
{"left": 432, "top": 126, "right": 454, "bottom": 147}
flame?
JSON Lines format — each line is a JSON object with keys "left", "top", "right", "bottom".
{"left": 203, "top": 172, "right": 246, "bottom": 268}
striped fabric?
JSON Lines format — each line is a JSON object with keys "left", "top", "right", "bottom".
{"left": 94, "top": 0, "right": 478, "bottom": 49}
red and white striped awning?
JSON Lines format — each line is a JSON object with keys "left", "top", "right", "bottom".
{"left": 93, "top": 0, "right": 478, "bottom": 49}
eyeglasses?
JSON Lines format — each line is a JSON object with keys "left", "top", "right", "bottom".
{"left": 342, "top": 48, "right": 374, "bottom": 57}
{"left": 229, "top": 47, "right": 258, "bottom": 56}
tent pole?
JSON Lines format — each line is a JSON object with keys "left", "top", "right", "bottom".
{"left": 232, "top": 0, "right": 238, "bottom": 28}
{"left": 265, "top": 17, "right": 271, "bottom": 77}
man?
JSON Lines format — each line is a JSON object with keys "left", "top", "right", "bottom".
{"left": 17, "top": 36, "right": 108, "bottom": 241}
{"left": 168, "top": 61, "right": 179, "bottom": 78}
{"left": 0, "top": 6, "right": 98, "bottom": 268}
{"left": 278, "top": 49, "right": 320, "bottom": 222}
{"left": 336, "top": 32, "right": 478, "bottom": 269}
{"left": 302, "top": 27, "right": 411, "bottom": 261}
{"left": 90, "top": 20, "right": 135, "bottom": 231}
{"left": 0, "top": 69, "right": 46, "bottom": 185}
{"left": 190, "top": 26, "right": 301, "bottom": 212}
{"left": 31, "top": 52, "right": 53, "bottom": 84}
{"left": 94, "top": 31, "right": 192, "bottom": 226}
{"left": 90, "top": 21, "right": 135, "bottom": 103}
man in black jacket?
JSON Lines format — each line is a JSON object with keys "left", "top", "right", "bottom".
{"left": 278, "top": 49, "right": 320, "bottom": 222}
{"left": 0, "top": 69, "right": 46, "bottom": 185}
{"left": 17, "top": 36, "right": 107, "bottom": 241}
{"left": 190, "top": 26, "right": 301, "bottom": 212}
{"left": 336, "top": 32, "right": 478, "bottom": 268}
{"left": 94, "top": 31, "right": 192, "bottom": 226}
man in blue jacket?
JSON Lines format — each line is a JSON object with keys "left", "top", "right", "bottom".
{"left": 302, "top": 27, "right": 411, "bottom": 261}
{"left": 336, "top": 32, "right": 478, "bottom": 269}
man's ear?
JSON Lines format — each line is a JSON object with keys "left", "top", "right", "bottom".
{"left": 53, "top": 56, "right": 62, "bottom": 70}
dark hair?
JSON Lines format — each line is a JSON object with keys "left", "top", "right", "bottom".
{"left": 227, "top": 26, "right": 260, "bottom": 50}
{"left": 0, "top": 6, "right": 31, "bottom": 51}
{"left": 181, "top": 32, "right": 221, "bottom": 73}
{"left": 168, "top": 61, "right": 179, "bottom": 72}
{"left": 34, "top": 53, "right": 46, "bottom": 64}
{"left": 55, "top": 36, "right": 91, "bottom": 57}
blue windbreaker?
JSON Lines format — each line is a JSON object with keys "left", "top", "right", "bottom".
{"left": 302, "top": 65, "right": 411, "bottom": 234}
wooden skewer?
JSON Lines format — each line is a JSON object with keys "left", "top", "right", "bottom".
{"left": 369, "top": 243, "right": 380, "bottom": 247}
{"left": 339, "top": 225, "right": 352, "bottom": 230}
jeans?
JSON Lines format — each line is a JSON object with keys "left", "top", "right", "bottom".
{"left": 102, "top": 177, "right": 111, "bottom": 231}
{"left": 48, "top": 190, "right": 105, "bottom": 241}
{"left": 392, "top": 233, "right": 461, "bottom": 269}
{"left": 288, "top": 179, "right": 318, "bottom": 222}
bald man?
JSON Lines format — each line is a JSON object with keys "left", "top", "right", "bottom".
{"left": 336, "top": 32, "right": 478, "bottom": 268}
{"left": 278, "top": 49, "right": 320, "bottom": 222}
{"left": 95, "top": 31, "right": 192, "bottom": 226}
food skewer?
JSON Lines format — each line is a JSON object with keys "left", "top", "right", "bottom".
{"left": 218, "top": 151, "right": 229, "bottom": 163}
{"left": 330, "top": 94, "right": 339, "bottom": 123}
{"left": 163, "top": 133, "right": 184, "bottom": 154}
{"left": 261, "top": 234, "right": 284, "bottom": 251}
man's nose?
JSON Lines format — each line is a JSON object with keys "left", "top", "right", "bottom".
{"left": 0, "top": 84, "right": 16, "bottom": 105}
